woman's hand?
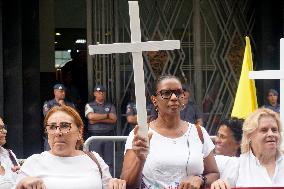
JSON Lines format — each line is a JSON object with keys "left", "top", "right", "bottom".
{"left": 16, "top": 176, "right": 46, "bottom": 189}
{"left": 179, "top": 175, "right": 203, "bottom": 189}
{"left": 11, "top": 165, "right": 21, "bottom": 172}
{"left": 132, "top": 125, "right": 152, "bottom": 161}
{"left": 210, "top": 179, "right": 230, "bottom": 189}
{"left": 108, "top": 178, "right": 126, "bottom": 189}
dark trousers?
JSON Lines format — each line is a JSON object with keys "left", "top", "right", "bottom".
{"left": 88, "top": 130, "right": 114, "bottom": 176}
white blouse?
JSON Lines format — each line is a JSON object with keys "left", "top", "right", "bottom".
{"left": 0, "top": 147, "right": 18, "bottom": 189}
{"left": 216, "top": 151, "right": 284, "bottom": 187}
{"left": 15, "top": 151, "right": 112, "bottom": 189}
{"left": 125, "top": 123, "right": 215, "bottom": 189}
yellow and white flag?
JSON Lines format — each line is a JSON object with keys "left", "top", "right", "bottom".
{"left": 231, "top": 36, "right": 258, "bottom": 118}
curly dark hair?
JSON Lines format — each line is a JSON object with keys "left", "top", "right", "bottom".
{"left": 217, "top": 117, "right": 244, "bottom": 142}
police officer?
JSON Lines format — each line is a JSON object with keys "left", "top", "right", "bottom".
{"left": 42, "top": 83, "right": 75, "bottom": 150}
{"left": 125, "top": 101, "right": 156, "bottom": 135}
{"left": 180, "top": 84, "right": 203, "bottom": 125}
{"left": 85, "top": 84, "right": 117, "bottom": 175}
{"left": 43, "top": 83, "right": 75, "bottom": 116}
{"left": 262, "top": 89, "right": 280, "bottom": 113}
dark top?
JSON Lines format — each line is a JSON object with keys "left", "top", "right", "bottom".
{"left": 180, "top": 101, "right": 202, "bottom": 124}
{"left": 263, "top": 103, "right": 280, "bottom": 113}
{"left": 126, "top": 102, "right": 156, "bottom": 125}
{"left": 85, "top": 101, "right": 116, "bottom": 133}
{"left": 43, "top": 99, "right": 75, "bottom": 117}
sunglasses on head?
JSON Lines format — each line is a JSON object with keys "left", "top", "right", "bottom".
{"left": 156, "top": 89, "right": 184, "bottom": 99}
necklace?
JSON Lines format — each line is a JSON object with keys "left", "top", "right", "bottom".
{"left": 150, "top": 120, "right": 187, "bottom": 138}
{"left": 0, "top": 161, "right": 5, "bottom": 175}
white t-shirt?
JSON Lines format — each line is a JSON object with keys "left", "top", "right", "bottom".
{"left": 125, "top": 123, "right": 215, "bottom": 189}
{"left": 15, "top": 151, "right": 112, "bottom": 189}
{"left": 216, "top": 151, "right": 284, "bottom": 187}
{"left": 215, "top": 155, "right": 239, "bottom": 185}
{"left": 0, "top": 147, "right": 18, "bottom": 189}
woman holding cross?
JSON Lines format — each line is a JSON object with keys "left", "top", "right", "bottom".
{"left": 121, "top": 75, "right": 219, "bottom": 189}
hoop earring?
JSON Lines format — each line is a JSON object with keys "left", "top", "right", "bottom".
{"left": 155, "top": 106, "right": 159, "bottom": 113}
{"left": 181, "top": 104, "right": 185, "bottom": 111}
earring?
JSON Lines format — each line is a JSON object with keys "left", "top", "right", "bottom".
{"left": 155, "top": 106, "right": 158, "bottom": 113}
{"left": 181, "top": 104, "right": 185, "bottom": 110}
{"left": 248, "top": 137, "right": 252, "bottom": 143}
{"left": 78, "top": 134, "right": 82, "bottom": 140}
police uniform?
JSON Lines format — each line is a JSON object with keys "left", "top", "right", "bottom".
{"left": 42, "top": 83, "right": 75, "bottom": 151}
{"left": 85, "top": 100, "right": 116, "bottom": 175}
{"left": 180, "top": 101, "right": 202, "bottom": 124}
{"left": 263, "top": 104, "right": 280, "bottom": 113}
{"left": 43, "top": 99, "right": 75, "bottom": 117}
{"left": 124, "top": 102, "right": 156, "bottom": 135}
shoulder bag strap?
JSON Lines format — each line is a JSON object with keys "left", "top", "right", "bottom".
{"left": 7, "top": 149, "right": 19, "bottom": 166}
{"left": 84, "top": 151, "right": 102, "bottom": 178}
{"left": 195, "top": 124, "right": 204, "bottom": 144}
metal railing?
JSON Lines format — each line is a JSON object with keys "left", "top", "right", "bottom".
{"left": 83, "top": 135, "right": 216, "bottom": 177}
{"left": 84, "top": 136, "right": 128, "bottom": 177}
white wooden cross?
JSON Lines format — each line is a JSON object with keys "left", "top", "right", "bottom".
{"left": 249, "top": 38, "right": 284, "bottom": 149}
{"left": 88, "top": 1, "right": 180, "bottom": 137}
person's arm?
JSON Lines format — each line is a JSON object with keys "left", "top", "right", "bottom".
{"left": 127, "top": 115, "right": 137, "bottom": 125}
{"left": 201, "top": 126, "right": 220, "bottom": 187}
{"left": 120, "top": 150, "right": 146, "bottom": 189}
{"left": 203, "top": 152, "right": 220, "bottom": 186}
{"left": 42, "top": 102, "right": 50, "bottom": 117}
{"left": 178, "top": 152, "right": 219, "bottom": 189}
{"left": 120, "top": 126, "right": 151, "bottom": 189}
{"left": 87, "top": 112, "right": 117, "bottom": 124}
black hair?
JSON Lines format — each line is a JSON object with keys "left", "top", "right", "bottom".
{"left": 154, "top": 75, "right": 181, "bottom": 93}
{"left": 218, "top": 117, "right": 244, "bottom": 142}
{"left": 266, "top": 89, "right": 279, "bottom": 97}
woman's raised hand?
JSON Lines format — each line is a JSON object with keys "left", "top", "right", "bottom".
{"left": 132, "top": 125, "right": 152, "bottom": 161}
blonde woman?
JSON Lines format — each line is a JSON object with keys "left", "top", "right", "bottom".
{"left": 211, "top": 108, "right": 284, "bottom": 188}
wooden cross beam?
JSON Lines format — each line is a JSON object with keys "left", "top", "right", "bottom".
{"left": 88, "top": 1, "right": 180, "bottom": 137}
{"left": 249, "top": 38, "right": 284, "bottom": 149}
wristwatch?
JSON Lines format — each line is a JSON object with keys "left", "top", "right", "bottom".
{"left": 197, "top": 175, "right": 207, "bottom": 188}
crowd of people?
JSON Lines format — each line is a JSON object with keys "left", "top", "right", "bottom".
{"left": 0, "top": 74, "right": 282, "bottom": 189}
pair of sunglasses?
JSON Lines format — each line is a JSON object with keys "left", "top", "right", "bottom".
{"left": 156, "top": 89, "right": 185, "bottom": 99}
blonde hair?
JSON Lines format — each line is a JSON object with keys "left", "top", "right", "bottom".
{"left": 44, "top": 105, "right": 84, "bottom": 150}
{"left": 241, "top": 108, "right": 282, "bottom": 153}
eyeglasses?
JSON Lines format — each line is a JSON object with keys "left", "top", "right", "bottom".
{"left": 156, "top": 89, "right": 184, "bottom": 99}
{"left": 45, "top": 122, "right": 72, "bottom": 135}
{"left": 0, "top": 124, "right": 7, "bottom": 133}
{"left": 216, "top": 133, "right": 228, "bottom": 140}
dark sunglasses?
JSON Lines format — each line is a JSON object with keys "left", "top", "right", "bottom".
{"left": 156, "top": 89, "right": 185, "bottom": 99}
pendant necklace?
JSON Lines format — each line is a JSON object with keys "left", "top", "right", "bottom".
{"left": 0, "top": 161, "right": 5, "bottom": 175}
